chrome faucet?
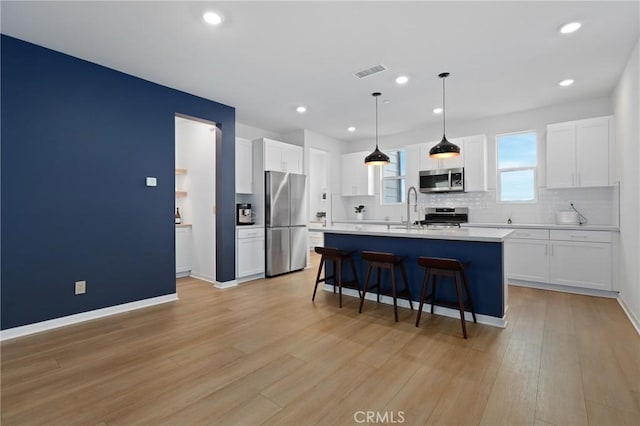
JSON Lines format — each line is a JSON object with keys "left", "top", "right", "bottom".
{"left": 407, "top": 186, "right": 418, "bottom": 230}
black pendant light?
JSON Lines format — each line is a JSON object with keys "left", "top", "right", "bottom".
{"left": 364, "top": 92, "right": 390, "bottom": 166}
{"left": 429, "top": 72, "right": 461, "bottom": 158}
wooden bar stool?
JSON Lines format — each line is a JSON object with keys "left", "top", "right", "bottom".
{"left": 359, "top": 251, "right": 414, "bottom": 322}
{"left": 312, "top": 247, "right": 360, "bottom": 308}
{"left": 416, "top": 257, "right": 477, "bottom": 338}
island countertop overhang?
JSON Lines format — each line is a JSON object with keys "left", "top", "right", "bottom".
{"left": 309, "top": 224, "right": 513, "bottom": 243}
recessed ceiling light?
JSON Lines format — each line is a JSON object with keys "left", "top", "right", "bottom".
{"left": 559, "top": 79, "right": 575, "bottom": 87}
{"left": 433, "top": 107, "right": 443, "bottom": 114}
{"left": 395, "top": 75, "right": 409, "bottom": 85}
{"left": 203, "top": 12, "right": 223, "bottom": 25}
{"left": 348, "top": 126, "right": 356, "bottom": 132}
{"left": 296, "top": 106, "right": 307, "bottom": 113}
{"left": 560, "top": 22, "right": 581, "bottom": 34}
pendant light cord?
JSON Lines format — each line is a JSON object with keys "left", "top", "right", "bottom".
{"left": 375, "top": 94, "right": 379, "bottom": 149}
{"left": 442, "top": 75, "right": 446, "bottom": 137}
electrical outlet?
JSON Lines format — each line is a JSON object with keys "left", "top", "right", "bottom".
{"left": 75, "top": 280, "right": 86, "bottom": 295}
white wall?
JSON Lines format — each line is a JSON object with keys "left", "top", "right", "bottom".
{"left": 338, "top": 96, "right": 615, "bottom": 224}
{"left": 612, "top": 38, "right": 640, "bottom": 332}
{"left": 236, "top": 121, "right": 284, "bottom": 141}
{"left": 176, "top": 117, "right": 216, "bottom": 282}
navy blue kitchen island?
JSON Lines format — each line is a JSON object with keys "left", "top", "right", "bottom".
{"left": 311, "top": 224, "right": 513, "bottom": 327}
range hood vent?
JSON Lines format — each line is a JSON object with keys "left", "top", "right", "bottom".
{"left": 353, "top": 64, "right": 387, "bottom": 79}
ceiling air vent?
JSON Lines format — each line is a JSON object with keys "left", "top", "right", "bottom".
{"left": 353, "top": 64, "right": 387, "bottom": 79}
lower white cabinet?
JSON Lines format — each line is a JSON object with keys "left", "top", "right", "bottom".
{"left": 548, "top": 230, "right": 612, "bottom": 291}
{"left": 308, "top": 231, "right": 324, "bottom": 250}
{"left": 505, "top": 239, "right": 549, "bottom": 282}
{"left": 176, "top": 227, "right": 192, "bottom": 276}
{"left": 237, "top": 227, "right": 265, "bottom": 278}
{"left": 506, "top": 228, "right": 613, "bottom": 292}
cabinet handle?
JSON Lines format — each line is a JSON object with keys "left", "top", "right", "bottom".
{"left": 570, "top": 235, "right": 588, "bottom": 239}
{"left": 545, "top": 245, "right": 548, "bottom": 256}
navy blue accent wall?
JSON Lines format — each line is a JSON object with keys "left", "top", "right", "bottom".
{"left": 1, "top": 35, "right": 235, "bottom": 329}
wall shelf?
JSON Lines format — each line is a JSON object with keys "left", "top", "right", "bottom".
{"left": 175, "top": 168, "right": 187, "bottom": 175}
{"left": 175, "top": 191, "right": 187, "bottom": 197}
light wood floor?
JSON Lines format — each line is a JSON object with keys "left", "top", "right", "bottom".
{"left": 2, "top": 255, "right": 639, "bottom": 425}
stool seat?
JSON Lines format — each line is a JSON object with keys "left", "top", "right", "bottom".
{"left": 312, "top": 246, "right": 360, "bottom": 308}
{"left": 359, "top": 251, "right": 413, "bottom": 322}
{"left": 416, "top": 256, "right": 477, "bottom": 338}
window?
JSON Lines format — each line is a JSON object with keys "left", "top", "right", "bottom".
{"left": 381, "top": 150, "right": 406, "bottom": 204}
{"left": 497, "top": 131, "right": 537, "bottom": 202}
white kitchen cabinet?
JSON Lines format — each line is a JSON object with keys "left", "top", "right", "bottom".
{"left": 419, "top": 138, "right": 465, "bottom": 170}
{"left": 236, "top": 227, "right": 265, "bottom": 278}
{"left": 505, "top": 228, "right": 613, "bottom": 292}
{"left": 505, "top": 229, "right": 550, "bottom": 283}
{"left": 418, "top": 135, "right": 487, "bottom": 192}
{"left": 548, "top": 230, "right": 612, "bottom": 291}
{"left": 308, "top": 230, "right": 324, "bottom": 250}
{"left": 547, "top": 116, "right": 613, "bottom": 188}
{"left": 404, "top": 144, "right": 421, "bottom": 189}
{"left": 176, "top": 226, "right": 192, "bottom": 277}
{"left": 263, "top": 138, "right": 303, "bottom": 174}
{"left": 462, "top": 135, "right": 487, "bottom": 192}
{"left": 341, "top": 151, "right": 374, "bottom": 196}
{"left": 235, "top": 138, "right": 253, "bottom": 194}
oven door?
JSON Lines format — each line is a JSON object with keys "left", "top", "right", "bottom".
{"left": 419, "top": 169, "right": 451, "bottom": 193}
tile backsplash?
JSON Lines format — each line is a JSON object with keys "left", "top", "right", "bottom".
{"left": 336, "top": 185, "right": 619, "bottom": 226}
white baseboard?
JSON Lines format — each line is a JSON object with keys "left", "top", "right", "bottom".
{"left": 214, "top": 279, "right": 238, "bottom": 289}
{"left": 235, "top": 273, "right": 265, "bottom": 285}
{"left": 617, "top": 295, "right": 640, "bottom": 336}
{"left": 322, "top": 285, "right": 507, "bottom": 328}
{"left": 0, "top": 293, "right": 178, "bottom": 341}
{"left": 190, "top": 272, "right": 216, "bottom": 283}
{"left": 176, "top": 270, "right": 190, "bottom": 278}
{"left": 509, "top": 280, "right": 618, "bottom": 299}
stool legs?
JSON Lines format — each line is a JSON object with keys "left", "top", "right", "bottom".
{"left": 416, "top": 268, "right": 431, "bottom": 327}
{"left": 312, "top": 256, "right": 325, "bottom": 302}
{"left": 462, "top": 272, "right": 477, "bottom": 323}
{"left": 399, "top": 263, "right": 414, "bottom": 311}
{"left": 348, "top": 256, "right": 362, "bottom": 299}
{"left": 454, "top": 272, "right": 468, "bottom": 339}
{"left": 359, "top": 264, "right": 373, "bottom": 314}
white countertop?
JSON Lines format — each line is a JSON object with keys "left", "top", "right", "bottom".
{"left": 309, "top": 224, "right": 513, "bottom": 243}
{"left": 462, "top": 222, "right": 620, "bottom": 232}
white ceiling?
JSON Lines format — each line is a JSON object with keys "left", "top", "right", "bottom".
{"left": 2, "top": 1, "right": 638, "bottom": 141}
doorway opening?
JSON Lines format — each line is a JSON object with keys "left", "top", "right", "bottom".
{"left": 175, "top": 115, "right": 217, "bottom": 285}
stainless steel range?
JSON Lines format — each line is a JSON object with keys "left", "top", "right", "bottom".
{"left": 419, "top": 207, "right": 468, "bottom": 227}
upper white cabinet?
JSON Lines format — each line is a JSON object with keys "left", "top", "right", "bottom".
{"left": 263, "top": 138, "right": 303, "bottom": 174}
{"left": 461, "top": 135, "right": 487, "bottom": 192}
{"left": 419, "top": 138, "right": 464, "bottom": 170}
{"left": 235, "top": 138, "right": 253, "bottom": 194}
{"left": 418, "top": 135, "right": 487, "bottom": 192}
{"left": 341, "top": 151, "right": 374, "bottom": 196}
{"left": 547, "top": 116, "right": 614, "bottom": 188}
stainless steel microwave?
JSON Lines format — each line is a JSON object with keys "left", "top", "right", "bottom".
{"left": 419, "top": 168, "right": 464, "bottom": 193}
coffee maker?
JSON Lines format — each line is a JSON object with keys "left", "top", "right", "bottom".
{"left": 236, "top": 203, "right": 254, "bottom": 225}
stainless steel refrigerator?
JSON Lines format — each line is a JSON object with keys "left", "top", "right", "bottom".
{"left": 265, "top": 171, "right": 307, "bottom": 277}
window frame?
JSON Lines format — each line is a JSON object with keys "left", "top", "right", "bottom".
{"left": 496, "top": 130, "right": 539, "bottom": 204}
{"left": 380, "top": 149, "right": 406, "bottom": 205}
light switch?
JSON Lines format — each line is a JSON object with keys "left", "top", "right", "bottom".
{"left": 146, "top": 177, "right": 157, "bottom": 187}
